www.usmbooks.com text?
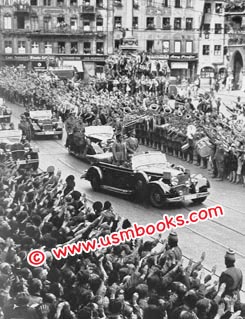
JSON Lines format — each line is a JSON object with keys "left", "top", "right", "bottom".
{"left": 27, "top": 205, "right": 224, "bottom": 267}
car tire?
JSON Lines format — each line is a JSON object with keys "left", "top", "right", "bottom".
{"left": 149, "top": 185, "right": 166, "bottom": 208}
{"left": 90, "top": 171, "right": 101, "bottom": 192}
{"left": 192, "top": 186, "right": 208, "bottom": 205}
{"left": 134, "top": 173, "right": 148, "bottom": 202}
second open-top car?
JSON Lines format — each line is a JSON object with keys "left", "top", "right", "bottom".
{"left": 29, "top": 110, "right": 63, "bottom": 139}
{"left": 84, "top": 152, "right": 210, "bottom": 208}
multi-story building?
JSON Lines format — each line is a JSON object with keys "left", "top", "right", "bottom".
{"left": 0, "top": 0, "right": 114, "bottom": 79}
{"left": 113, "top": 0, "right": 205, "bottom": 81}
{"left": 198, "top": 0, "right": 227, "bottom": 87}
{"left": 224, "top": 0, "right": 245, "bottom": 90}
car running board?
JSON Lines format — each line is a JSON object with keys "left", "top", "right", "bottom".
{"left": 100, "top": 185, "right": 134, "bottom": 195}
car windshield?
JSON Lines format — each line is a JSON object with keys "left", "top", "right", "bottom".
{"left": 85, "top": 126, "right": 114, "bottom": 140}
{"left": 132, "top": 153, "right": 170, "bottom": 170}
{"left": 30, "top": 110, "right": 52, "bottom": 120}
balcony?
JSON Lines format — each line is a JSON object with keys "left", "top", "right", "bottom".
{"left": 29, "top": 26, "right": 103, "bottom": 37}
{"left": 13, "top": 2, "right": 31, "bottom": 13}
{"left": 80, "top": 5, "right": 96, "bottom": 15}
{"left": 162, "top": 25, "right": 171, "bottom": 30}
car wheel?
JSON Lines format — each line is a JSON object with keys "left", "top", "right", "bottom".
{"left": 192, "top": 186, "right": 208, "bottom": 205}
{"left": 90, "top": 172, "right": 101, "bottom": 192}
{"left": 149, "top": 185, "right": 166, "bottom": 208}
{"left": 134, "top": 174, "right": 148, "bottom": 201}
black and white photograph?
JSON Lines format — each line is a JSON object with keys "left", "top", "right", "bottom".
{"left": 0, "top": 0, "right": 244, "bottom": 318}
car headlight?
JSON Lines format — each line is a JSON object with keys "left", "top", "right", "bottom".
{"left": 171, "top": 176, "right": 178, "bottom": 186}
{"left": 185, "top": 179, "right": 191, "bottom": 187}
{"left": 191, "top": 177, "right": 198, "bottom": 184}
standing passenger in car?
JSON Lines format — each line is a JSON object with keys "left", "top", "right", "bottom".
{"left": 112, "top": 134, "right": 127, "bottom": 166}
{"left": 126, "top": 131, "right": 139, "bottom": 159}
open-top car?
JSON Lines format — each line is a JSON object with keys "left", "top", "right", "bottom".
{"left": 0, "top": 99, "right": 12, "bottom": 124}
{"left": 68, "top": 125, "right": 114, "bottom": 163}
{"left": 29, "top": 110, "right": 63, "bottom": 139}
{"left": 84, "top": 151, "right": 210, "bottom": 208}
{"left": 0, "top": 129, "right": 39, "bottom": 170}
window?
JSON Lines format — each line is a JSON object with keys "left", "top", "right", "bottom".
{"left": 84, "top": 42, "right": 91, "bottom": 54}
{"left": 4, "top": 41, "right": 12, "bottom": 54}
{"left": 84, "top": 20, "right": 91, "bottom": 31}
{"left": 146, "top": 17, "right": 154, "bottom": 29}
{"left": 57, "top": 0, "right": 64, "bottom": 5}
{"left": 96, "top": 42, "right": 104, "bottom": 54}
{"left": 18, "top": 41, "right": 26, "bottom": 54}
{"left": 175, "top": 0, "right": 181, "bottom": 8}
{"left": 186, "top": 41, "right": 193, "bottom": 53}
{"left": 95, "top": 63, "right": 104, "bottom": 77}
{"left": 96, "top": 0, "right": 103, "bottom": 7}
{"left": 70, "top": 17, "right": 78, "bottom": 30}
{"left": 146, "top": 40, "right": 154, "bottom": 53}
{"left": 174, "top": 18, "right": 181, "bottom": 30}
{"left": 215, "top": 24, "right": 222, "bottom": 34}
{"left": 44, "top": 0, "right": 51, "bottom": 5}
{"left": 203, "top": 23, "right": 210, "bottom": 32}
{"left": 30, "top": 0, "right": 37, "bottom": 5}
{"left": 162, "top": 17, "right": 170, "bottom": 29}
{"left": 162, "top": 0, "right": 168, "bottom": 7}
{"left": 162, "top": 40, "right": 169, "bottom": 53}
{"left": 45, "top": 42, "right": 52, "bottom": 54}
{"left": 58, "top": 41, "right": 65, "bottom": 53}
{"left": 174, "top": 41, "right": 181, "bottom": 53}
{"left": 71, "top": 42, "right": 78, "bottom": 54}
{"left": 186, "top": 0, "right": 192, "bottom": 7}
{"left": 215, "top": 3, "right": 222, "bottom": 13}
{"left": 201, "top": 67, "right": 214, "bottom": 78}
{"left": 4, "top": 16, "right": 11, "bottom": 29}
{"left": 186, "top": 18, "right": 193, "bottom": 30}
{"left": 114, "top": 16, "right": 122, "bottom": 28}
{"left": 204, "top": 3, "right": 211, "bottom": 13}
{"left": 44, "top": 16, "right": 51, "bottom": 30}
{"left": 214, "top": 45, "right": 221, "bottom": 55}
{"left": 147, "top": 0, "right": 154, "bottom": 6}
{"left": 133, "top": 17, "right": 138, "bottom": 29}
{"left": 17, "top": 15, "right": 25, "bottom": 29}
{"left": 31, "top": 41, "right": 39, "bottom": 54}
{"left": 202, "top": 45, "right": 210, "bottom": 55}
{"left": 70, "top": 0, "right": 77, "bottom": 5}
{"left": 96, "top": 17, "right": 103, "bottom": 31}
{"left": 30, "top": 16, "right": 38, "bottom": 30}
{"left": 115, "top": 39, "right": 121, "bottom": 49}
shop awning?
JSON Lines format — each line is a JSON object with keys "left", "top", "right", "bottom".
{"left": 63, "top": 60, "right": 84, "bottom": 72}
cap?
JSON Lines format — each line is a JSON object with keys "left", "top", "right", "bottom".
{"left": 225, "top": 249, "right": 236, "bottom": 262}
{"left": 168, "top": 231, "right": 178, "bottom": 243}
{"left": 72, "top": 190, "right": 81, "bottom": 201}
{"left": 47, "top": 166, "right": 55, "bottom": 173}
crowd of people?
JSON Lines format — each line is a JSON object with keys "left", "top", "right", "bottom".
{"left": 0, "top": 56, "right": 244, "bottom": 318}
{"left": 0, "top": 158, "right": 244, "bottom": 319}
{"left": 0, "top": 53, "right": 245, "bottom": 187}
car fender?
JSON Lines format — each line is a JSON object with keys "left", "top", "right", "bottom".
{"left": 135, "top": 171, "right": 149, "bottom": 184}
{"left": 148, "top": 180, "right": 171, "bottom": 194}
{"left": 87, "top": 166, "right": 103, "bottom": 180}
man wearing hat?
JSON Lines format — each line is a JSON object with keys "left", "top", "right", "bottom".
{"left": 219, "top": 249, "right": 243, "bottom": 299}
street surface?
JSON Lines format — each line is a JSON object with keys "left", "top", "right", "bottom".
{"left": 9, "top": 98, "right": 245, "bottom": 299}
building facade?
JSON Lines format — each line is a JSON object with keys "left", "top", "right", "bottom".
{"left": 0, "top": 0, "right": 114, "bottom": 79}
{"left": 113, "top": 0, "right": 205, "bottom": 81}
{"left": 224, "top": 0, "right": 245, "bottom": 90}
{"left": 198, "top": 0, "right": 227, "bottom": 87}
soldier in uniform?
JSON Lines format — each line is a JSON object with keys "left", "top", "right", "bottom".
{"left": 125, "top": 130, "right": 139, "bottom": 159}
{"left": 18, "top": 115, "right": 32, "bottom": 142}
{"left": 112, "top": 133, "right": 127, "bottom": 166}
{"left": 219, "top": 249, "right": 243, "bottom": 299}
